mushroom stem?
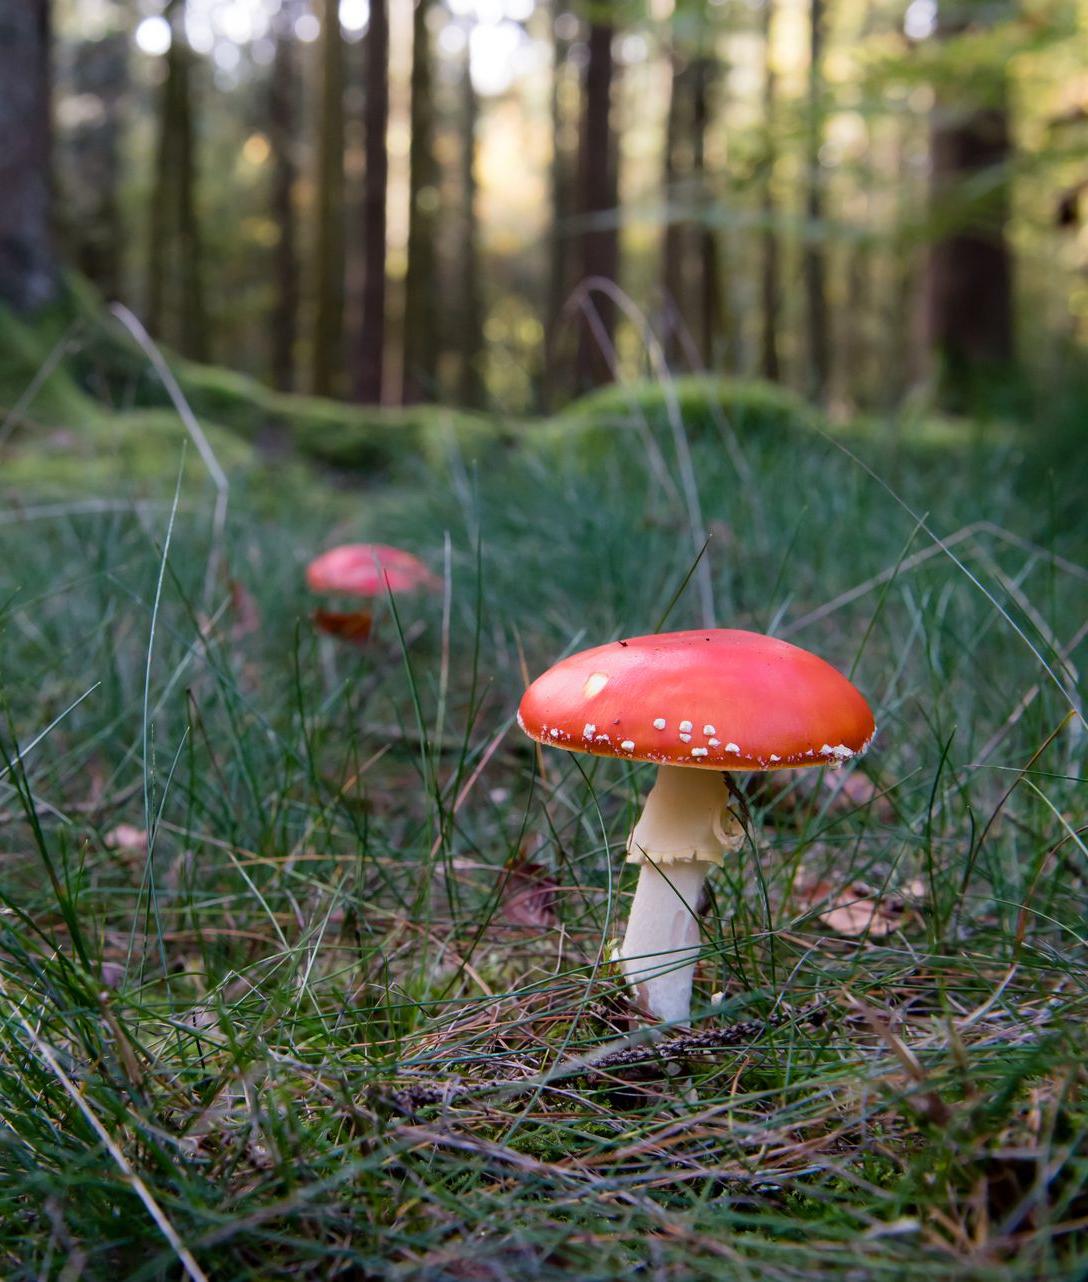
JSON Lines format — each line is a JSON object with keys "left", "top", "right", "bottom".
{"left": 619, "top": 765, "right": 743, "bottom": 1024}
{"left": 620, "top": 858, "right": 713, "bottom": 1024}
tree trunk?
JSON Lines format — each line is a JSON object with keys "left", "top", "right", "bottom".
{"left": 63, "top": 32, "right": 126, "bottom": 302}
{"left": 660, "top": 50, "right": 689, "bottom": 364}
{"left": 269, "top": 1, "right": 300, "bottom": 391}
{"left": 458, "top": 42, "right": 484, "bottom": 407}
{"left": 575, "top": 11, "right": 619, "bottom": 390}
{"left": 759, "top": 0, "right": 780, "bottom": 382}
{"left": 174, "top": 13, "right": 206, "bottom": 361}
{"left": 803, "top": 0, "right": 829, "bottom": 399}
{"left": 926, "top": 47, "right": 1012, "bottom": 406}
{"left": 146, "top": 0, "right": 207, "bottom": 358}
{"left": 357, "top": 0, "right": 389, "bottom": 404}
{"left": 691, "top": 54, "right": 722, "bottom": 368}
{"left": 0, "top": 0, "right": 56, "bottom": 313}
{"left": 544, "top": 12, "right": 574, "bottom": 408}
{"left": 402, "top": 0, "right": 439, "bottom": 403}
{"left": 312, "top": 0, "right": 345, "bottom": 396}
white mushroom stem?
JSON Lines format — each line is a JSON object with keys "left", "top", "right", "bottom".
{"left": 619, "top": 765, "right": 744, "bottom": 1024}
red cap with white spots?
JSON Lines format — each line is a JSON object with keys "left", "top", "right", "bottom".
{"left": 517, "top": 628, "right": 875, "bottom": 770}
{"left": 306, "top": 544, "right": 439, "bottom": 597}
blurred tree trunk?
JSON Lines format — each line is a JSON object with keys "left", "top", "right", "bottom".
{"left": 691, "top": 54, "right": 723, "bottom": 368}
{"left": 661, "top": 50, "right": 689, "bottom": 364}
{"left": 575, "top": 9, "right": 619, "bottom": 390}
{"left": 0, "top": 0, "right": 55, "bottom": 313}
{"left": 312, "top": 0, "right": 344, "bottom": 396}
{"left": 147, "top": 0, "right": 207, "bottom": 360}
{"left": 758, "top": 0, "right": 780, "bottom": 382}
{"left": 458, "top": 41, "right": 484, "bottom": 407}
{"left": 839, "top": 0, "right": 875, "bottom": 408}
{"left": 402, "top": 0, "right": 438, "bottom": 404}
{"left": 357, "top": 0, "right": 389, "bottom": 403}
{"left": 269, "top": 1, "right": 300, "bottom": 391}
{"left": 545, "top": 12, "right": 575, "bottom": 408}
{"left": 803, "top": 0, "right": 829, "bottom": 399}
{"left": 63, "top": 32, "right": 126, "bottom": 302}
{"left": 926, "top": 20, "right": 1012, "bottom": 406}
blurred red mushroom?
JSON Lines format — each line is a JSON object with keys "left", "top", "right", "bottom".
{"left": 306, "top": 543, "right": 440, "bottom": 642}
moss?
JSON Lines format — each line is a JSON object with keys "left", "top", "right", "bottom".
{"left": 3, "top": 408, "right": 240, "bottom": 493}
{"left": 0, "top": 300, "right": 105, "bottom": 431}
{"left": 531, "top": 375, "right": 823, "bottom": 464}
{"left": 157, "top": 359, "right": 505, "bottom": 474}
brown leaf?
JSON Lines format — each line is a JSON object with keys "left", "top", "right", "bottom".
{"left": 313, "top": 609, "right": 373, "bottom": 644}
{"left": 745, "top": 767, "right": 893, "bottom": 824}
{"left": 498, "top": 860, "right": 558, "bottom": 929}
{"left": 824, "top": 770, "right": 894, "bottom": 821}
{"left": 819, "top": 893, "right": 904, "bottom": 938}
{"left": 797, "top": 868, "right": 909, "bottom": 938}
{"left": 104, "top": 823, "right": 147, "bottom": 854}
{"left": 230, "top": 579, "right": 262, "bottom": 642}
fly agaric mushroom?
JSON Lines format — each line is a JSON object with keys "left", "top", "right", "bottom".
{"left": 306, "top": 543, "right": 439, "bottom": 640}
{"left": 517, "top": 629, "right": 875, "bottom": 1024}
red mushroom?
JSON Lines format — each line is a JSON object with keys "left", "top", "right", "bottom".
{"left": 305, "top": 543, "right": 439, "bottom": 640}
{"left": 518, "top": 629, "right": 875, "bottom": 1023}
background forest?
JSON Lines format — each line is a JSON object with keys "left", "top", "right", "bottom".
{"left": 2, "top": 2, "right": 1088, "bottom": 1280}
{"left": 5, "top": 0, "right": 1088, "bottom": 414}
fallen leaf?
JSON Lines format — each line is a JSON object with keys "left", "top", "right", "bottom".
{"left": 230, "top": 579, "right": 262, "bottom": 642}
{"left": 825, "top": 770, "right": 894, "bottom": 819}
{"left": 796, "top": 868, "right": 909, "bottom": 938}
{"left": 104, "top": 823, "right": 147, "bottom": 854}
{"left": 498, "top": 860, "right": 558, "bottom": 929}
{"left": 313, "top": 609, "right": 373, "bottom": 644}
{"left": 819, "top": 892, "right": 904, "bottom": 938}
{"left": 745, "top": 767, "right": 894, "bottom": 824}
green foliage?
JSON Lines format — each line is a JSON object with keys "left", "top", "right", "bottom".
{"left": 1, "top": 288, "right": 509, "bottom": 483}
{"left": 2, "top": 326, "right": 1086, "bottom": 1277}
{"left": 0, "top": 296, "right": 103, "bottom": 431}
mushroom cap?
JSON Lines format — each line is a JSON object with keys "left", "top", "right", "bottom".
{"left": 306, "top": 544, "right": 439, "bottom": 596}
{"left": 517, "top": 629, "right": 875, "bottom": 770}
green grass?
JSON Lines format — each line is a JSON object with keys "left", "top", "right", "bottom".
{"left": 1, "top": 338, "right": 1086, "bottom": 1279}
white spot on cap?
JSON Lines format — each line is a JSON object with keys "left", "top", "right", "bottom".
{"left": 769, "top": 753, "right": 781, "bottom": 762}
{"left": 620, "top": 739, "right": 635, "bottom": 751}
{"left": 725, "top": 742, "right": 740, "bottom": 754}
{"left": 691, "top": 747, "right": 708, "bottom": 757}
{"left": 708, "top": 738, "right": 720, "bottom": 747}
{"left": 583, "top": 724, "right": 596, "bottom": 739}
{"left": 549, "top": 727, "right": 560, "bottom": 738}
{"left": 679, "top": 733, "right": 692, "bottom": 743}
{"left": 583, "top": 671, "right": 609, "bottom": 698}
{"left": 653, "top": 717, "right": 666, "bottom": 730}
{"left": 702, "top": 724, "right": 715, "bottom": 736}
{"left": 821, "top": 743, "right": 855, "bottom": 760}
{"left": 595, "top": 733, "right": 611, "bottom": 743}
{"left": 679, "top": 719, "right": 693, "bottom": 733}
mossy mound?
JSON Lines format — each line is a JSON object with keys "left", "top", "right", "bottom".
{"left": 175, "top": 360, "right": 507, "bottom": 472}
{"left": 1, "top": 283, "right": 509, "bottom": 479}
{"left": 532, "top": 375, "right": 823, "bottom": 464}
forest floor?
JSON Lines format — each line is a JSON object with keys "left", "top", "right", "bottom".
{"left": 1, "top": 334, "right": 1087, "bottom": 1280}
